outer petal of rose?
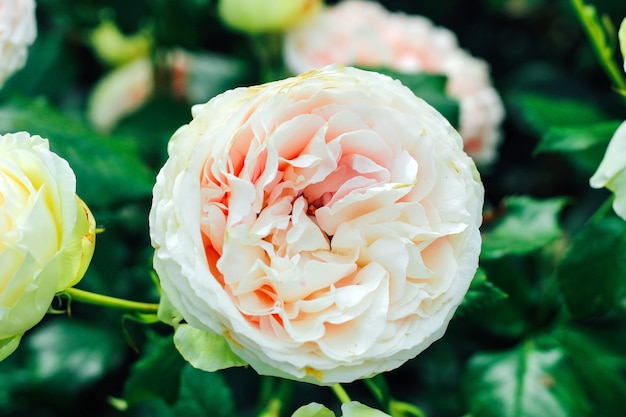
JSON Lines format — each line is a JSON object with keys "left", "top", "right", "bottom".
{"left": 590, "top": 121, "right": 626, "bottom": 220}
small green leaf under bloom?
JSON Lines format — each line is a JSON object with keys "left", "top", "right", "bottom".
{"left": 173, "top": 324, "right": 247, "bottom": 372}
{"left": 292, "top": 403, "right": 335, "bottom": 417}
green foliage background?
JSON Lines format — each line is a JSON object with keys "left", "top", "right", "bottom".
{"left": 2, "top": 0, "right": 626, "bottom": 416}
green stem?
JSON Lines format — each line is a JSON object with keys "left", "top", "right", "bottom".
{"left": 63, "top": 287, "right": 159, "bottom": 314}
{"left": 571, "top": 0, "right": 626, "bottom": 93}
{"left": 390, "top": 400, "right": 427, "bottom": 417}
{"left": 331, "top": 383, "right": 352, "bottom": 404}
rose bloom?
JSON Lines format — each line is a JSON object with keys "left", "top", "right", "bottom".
{"left": 150, "top": 65, "right": 483, "bottom": 384}
{"left": 590, "top": 121, "right": 626, "bottom": 220}
{"left": 284, "top": 0, "right": 504, "bottom": 165}
{"left": 1, "top": 132, "right": 96, "bottom": 361}
{"left": 0, "top": 0, "right": 37, "bottom": 87}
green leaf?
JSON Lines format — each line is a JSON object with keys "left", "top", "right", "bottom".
{"left": 291, "top": 403, "right": 336, "bottom": 417}
{"left": 173, "top": 364, "right": 235, "bottom": 417}
{"left": 0, "top": 334, "right": 22, "bottom": 362}
{"left": 457, "top": 268, "right": 508, "bottom": 315}
{"left": 465, "top": 340, "right": 591, "bottom": 417}
{"left": 366, "top": 67, "right": 460, "bottom": 127}
{"left": 534, "top": 121, "right": 620, "bottom": 174}
{"left": 556, "top": 216, "right": 626, "bottom": 318}
{"left": 554, "top": 326, "right": 626, "bottom": 417}
{"left": 124, "top": 332, "right": 186, "bottom": 405}
{"left": 173, "top": 324, "right": 247, "bottom": 372}
{"left": 481, "top": 196, "right": 568, "bottom": 259}
{"left": 25, "top": 319, "right": 126, "bottom": 392}
{"left": 0, "top": 98, "right": 154, "bottom": 207}
{"left": 509, "top": 93, "right": 608, "bottom": 135}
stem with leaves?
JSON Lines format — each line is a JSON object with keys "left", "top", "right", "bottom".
{"left": 571, "top": 0, "right": 626, "bottom": 94}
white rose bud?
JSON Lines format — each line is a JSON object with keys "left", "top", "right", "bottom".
{"left": 150, "top": 65, "right": 484, "bottom": 384}
{"left": 0, "top": 132, "right": 96, "bottom": 361}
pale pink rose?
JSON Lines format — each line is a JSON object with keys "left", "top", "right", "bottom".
{"left": 284, "top": 0, "right": 504, "bottom": 165}
{"left": 0, "top": 0, "right": 36, "bottom": 87}
{"left": 150, "top": 65, "right": 483, "bottom": 384}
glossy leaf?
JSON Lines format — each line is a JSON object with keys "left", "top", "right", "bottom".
{"left": 509, "top": 93, "right": 608, "bottom": 135}
{"left": 481, "top": 196, "right": 568, "bottom": 259}
{"left": 535, "top": 121, "right": 620, "bottom": 174}
{"left": 125, "top": 332, "right": 186, "bottom": 405}
{"left": 557, "top": 216, "right": 626, "bottom": 318}
{"left": 457, "top": 268, "right": 508, "bottom": 315}
{"left": 465, "top": 340, "right": 591, "bottom": 417}
{"left": 173, "top": 364, "right": 235, "bottom": 417}
{"left": 173, "top": 324, "right": 247, "bottom": 372}
{"left": 554, "top": 326, "right": 626, "bottom": 417}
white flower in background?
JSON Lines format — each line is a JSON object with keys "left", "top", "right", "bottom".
{"left": 590, "top": 121, "right": 626, "bottom": 220}
{"left": 87, "top": 57, "right": 154, "bottom": 132}
{"left": 150, "top": 65, "right": 483, "bottom": 384}
{"left": 1, "top": 132, "right": 96, "bottom": 361}
{"left": 0, "top": 0, "right": 37, "bottom": 87}
{"left": 284, "top": 0, "right": 504, "bottom": 165}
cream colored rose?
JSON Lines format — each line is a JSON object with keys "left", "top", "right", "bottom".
{"left": 0, "top": 0, "right": 37, "bottom": 87}
{"left": 0, "top": 132, "right": 96, "bottom": 361}
{"left": 150, "top": 65, "right": 483, "bottom": 384}
{"left": 284, "top": 0, "right": 504, "bottom": 165}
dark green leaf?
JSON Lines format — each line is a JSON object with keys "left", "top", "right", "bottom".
{"left": 481, "top": 196, "right": 568, "bottom": 259}
{"left": 125, "top": 332, "right": 186, "bottom": 405}
{"left": 25, "top": 319, "right": 126, "bottom": 392}
{"left": 554, "top": 326, "right": 626, "bottom": 417}
{"left": 366, "top": 67, "right": 460, "bottom": 127}
{"left": 465, "top": 340, "right": 591, "bottom": 417}
{"left": 535, "top": 121, "right": 621, "bottom": 174}
{"left": 509, "top": 93, "right": 608, "bottom": 135}
{"left": 172, "top": 364, "right": 235, "bottom": 417}
{"left": 457, "top": 268, "right": 508, "bottom": 315}
{"left": 0, "top": 98, "right": 154, "bottom": 207}
{"left": 557, "top": 216, "right": 626, "bottom": 318}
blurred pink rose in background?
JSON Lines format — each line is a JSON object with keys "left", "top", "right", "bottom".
{"left": 150, "top": 65, "right": 483, "bottom": 384}
{"left": 284, "top": 0, "right": 504, "bottom": 165}
{"left": 0, "top": 0, "right": 36, "bottom": 87}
